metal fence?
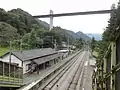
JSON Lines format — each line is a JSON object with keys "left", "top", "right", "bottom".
{"left": 115, "top": 37, "right": 120, "bottom": 90}
{"left": 105, "top": 51, "right": 111, "bottom": 90}
{"left": 93, "top": 41, "right": 120, "bottom": 90}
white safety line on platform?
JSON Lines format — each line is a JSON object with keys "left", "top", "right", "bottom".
{"left": 84, "top": 61, "right": 88, "bottom": 66}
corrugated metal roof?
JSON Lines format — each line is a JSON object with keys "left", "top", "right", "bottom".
{"left": 11, "top": 48, "right": 57, "bottom": 61}
{"left": 33, "top": 54, "right": 60, "bottom": 65}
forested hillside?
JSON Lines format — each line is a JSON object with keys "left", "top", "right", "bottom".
{"left": 0, "top": 8, "right": 89, "bottom": 50}
{"left": 92, "top": 4, "right": 120, "bottom": 59}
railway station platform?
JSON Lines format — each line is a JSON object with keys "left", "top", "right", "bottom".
{"left": 19, "top": 51, "right": 79, "bottom": 89}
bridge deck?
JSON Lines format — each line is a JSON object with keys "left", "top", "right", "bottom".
{"left": 33, "top": 10, "right": 112, "bottom": 18}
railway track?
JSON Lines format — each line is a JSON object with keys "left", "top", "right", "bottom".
{"left": 18, "top": 50, "right": 82, "bottom": 90}
{"left": 39, "top": 51, "right": 88, "bottom": 90}
{"left": 67, "top": 52, "right": 87, "bottom": 90}
{"left": 38, "top": 51, "right": 82, "bottom": 90}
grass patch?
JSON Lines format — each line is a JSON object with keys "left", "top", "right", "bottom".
{"left": 0, "top": 47, "right": 9, "bottom": 56}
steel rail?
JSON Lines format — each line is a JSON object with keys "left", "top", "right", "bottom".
{"left": 41, "top": 52, "right": 82, "bottom": 90}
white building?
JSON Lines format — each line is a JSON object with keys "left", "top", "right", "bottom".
{"left": 0, "top": 48, "right": 61, "bottom": 74}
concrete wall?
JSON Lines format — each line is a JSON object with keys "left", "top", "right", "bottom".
{"left": 2, "top": 54, "right": 32, "bottom": 74}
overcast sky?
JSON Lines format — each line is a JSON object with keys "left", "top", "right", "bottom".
{"left": 0, "top": 0, "right": 119, "bottom": 34}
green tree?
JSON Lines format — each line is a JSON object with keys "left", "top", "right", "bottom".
{"left": 91, "top": 37, "right": 96, "bottom": 52}
{"left": 22, "top": 30, "right": 38, "bottom": 49}
{"left": 103, "top": 5, "right": 117, "bottom": 41}
{"left": 74, "top": 38, "right": 85, "bottom": 49}
{"left": 0, "top": 22, "right": 18, "bottom": 46}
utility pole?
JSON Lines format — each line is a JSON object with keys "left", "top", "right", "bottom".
{"left": 52, "top": 36, "right": 53, "bottom": 47}
{"left": 51, "top": 36, "right": 55, "bottom": 48}
{"left": 52, "top": 36, "right": 53, "bottom": 44}
{"left": 20, "top": 39, "right": 22, "bottom": 52}
{"left": 40, "top": 37, "right": 44, "bottom": 49}
{"left": 9, "top": 41, "right": 12, "bottom": 78}
{"left": 68, "top": 36, "right": 70, "bottom": 54}
{"left": 42, "top": 39, "right": 44, "bottom": 48}
{"left": 54, "top": 39, "right": 57, "bottom": 50}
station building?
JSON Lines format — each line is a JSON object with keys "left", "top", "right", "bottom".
{"left": 0, "top": 48, "right": 64, "bottom": 74}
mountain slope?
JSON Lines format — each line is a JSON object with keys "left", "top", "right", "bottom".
{"left": 86, "top": 33, "right": 102, "bottom": 40}
{"left": 36, "top": 19, "right": 49, "bottom": 29}
{"left": 37, "top": 20, "right": 90, "bottom": 41}
{"left": 0, "top": 8, "right": 90, "bottom": 42}
{"left": 76, "top": 31, "right": 91, "bottom": 41}
{"left": 65, "top": 30, "right": 79, "bottom": 39}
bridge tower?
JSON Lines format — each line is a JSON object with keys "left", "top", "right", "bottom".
{"left": 50, "top": 10, "right": 53, "bottom": 30}
{"left": 111, "top": 4, "right": 115, "bottom": 9}
{"left": 117, "top": 0, "right": 120, "bottom": 7}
